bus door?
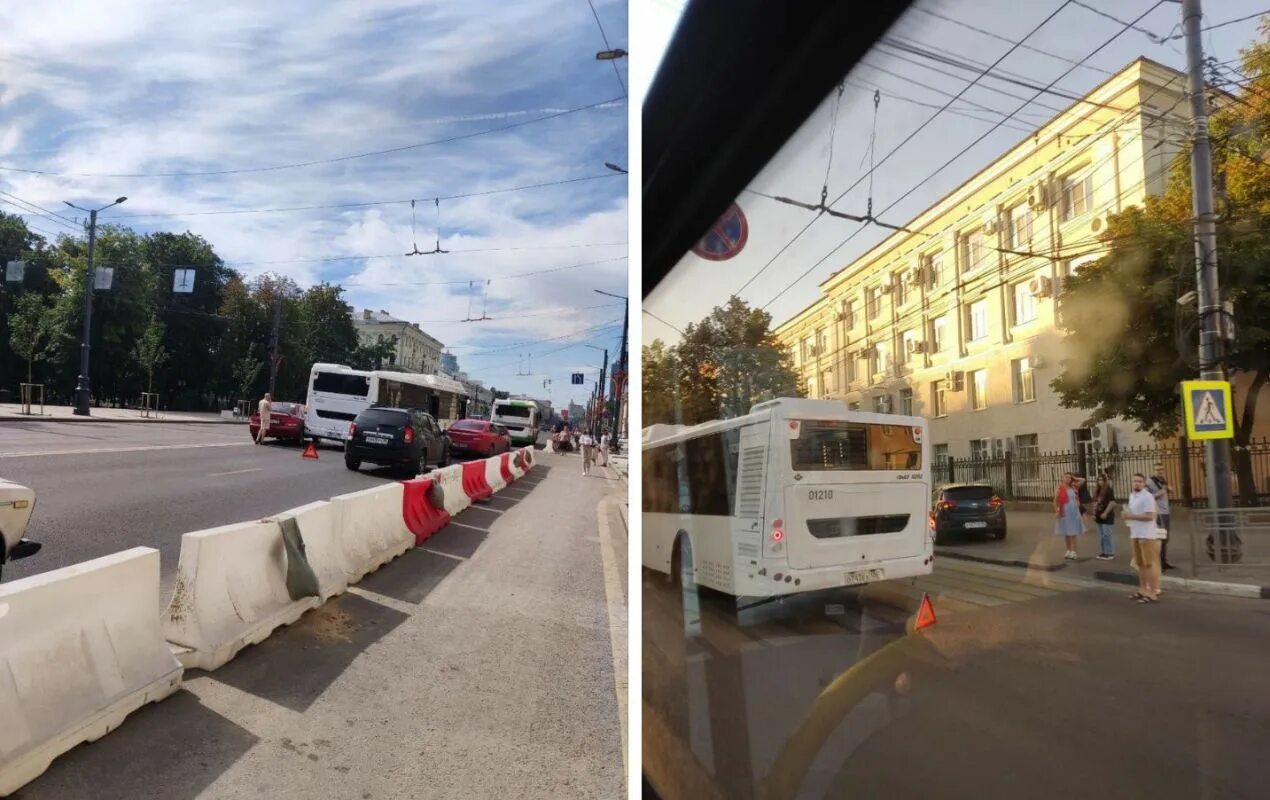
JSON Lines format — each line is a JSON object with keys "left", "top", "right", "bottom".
{"left": 732, "top": 423, "right": 768, "bottom": 565}
{"left": 780, "top": 419, "right": 927, "bottom": 574}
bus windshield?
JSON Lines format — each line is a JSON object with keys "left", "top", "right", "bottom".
{"left": 790, "top": 420, "right": 922, "bottom": 471}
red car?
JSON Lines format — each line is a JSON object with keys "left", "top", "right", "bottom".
{"left": 445, "top": 419, "right": 511, "bottom": 457}
{"left": 249, "top": 402, "right": 307, "bottom": 443}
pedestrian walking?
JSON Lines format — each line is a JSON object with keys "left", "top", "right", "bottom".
{"left": 1053, "top": 472, "right": 1086, "bottom": 560}
{"left": 599, "top": 429, "right": 610, "bottom": 467}
{"left": 255, "top": 392, "right": 273, "bottom": 444}
{"left": 1092, "top": 473, "right": 1117, "bottom": 560}
{"left": 1124, "top": 472, "right": 1161, "bottom": 603}
{"left": 579, "top": 431, "right": 595, "bottom": 475}
{"left": 1146, "top": 462, "right": 1176, "bottom": 570}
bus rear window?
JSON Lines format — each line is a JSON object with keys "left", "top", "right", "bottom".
{"left": 496, "top": 405, "right": 532, "bottom": 419}
{"left": 790, "top": 421, "right": 921, "bottom": 471}
{"left": 313, "top": 372, "right": 370, "bottom": 397}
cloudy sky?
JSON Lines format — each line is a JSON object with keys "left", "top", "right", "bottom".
{"left": 0, "top": 0, "right": 628, "bottom": 407}
{"left": 641, "top": 0, "right": 1267, "bottom": 343}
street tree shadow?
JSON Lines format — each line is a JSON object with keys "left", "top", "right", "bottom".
{"left": 357, "top": 547, "right": 462, "bottom": 604}
{"left": 12, "top": 690, "right": 259, "bottom": 800}
{"left": 201, "top": 593, "right": 409, "bottom": 713}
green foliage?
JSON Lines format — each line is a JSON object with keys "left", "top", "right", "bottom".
{"left": 350, "top": 334, "right": 399, "bottom": 371}
{"left": 643, "top": 296, "right": 804, "bottom": 426}
{"left": 132, "top": 315, "right": 169, "bottom": 393}
{"left": 8, "top": 292, "right": 55, "bottom": 384}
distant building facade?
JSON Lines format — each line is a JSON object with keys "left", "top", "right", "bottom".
{"left": 440, "top": 351, "right": 459, "bottom": 377}
{"left": 353, "top": 309, "right": 443, "bottom": 374}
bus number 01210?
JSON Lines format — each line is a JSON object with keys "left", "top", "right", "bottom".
{"left": 808, "top": 489, "right": 834, "bottom": 501}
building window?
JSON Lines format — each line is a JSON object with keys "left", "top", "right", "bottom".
{"left": 930, "top": 316, "right": 947, "bottom": 353}
{"left": 967, "top": 299, "right": 989, "bottom": 342}
{"left": 848, "top": 401, "right": 861, "bottom": 411}
{"left": 932, "top": 380, "right": 948, "bottom": 417}
{"left": 1012, "top": 281, "right": 1037, "bottom": 325}
{"left": 845, "top": 353, "right": 856, "bottom": 384}
{"left": 841, "top": 299, "right": 855, "bottom": 329}
{"left": 970, "top": 368, "right": 987, "bottom": 410}
{"left": 1014, "top": 433, "right": 1040, "bottom": 480}
{"left": 800, "top": 337, "right": 811, "bottom": 365}
{"left": 868, "top": 286, "right": 883, "bottom": 319}
{"left": 1009, "top": 204, "right": 1033, "bottom": 249}
{"left": 1012, "top": 357, "right": 1035, "bottom": 403}
{"left": 933, "top": 444, "right": 950, "bottom": 465}
{"left": 1015, "top": 433, "right": 1039, "bottom": 459}
{"left": 872, "top": 340, "right": 891, "bottom": 377}
{"left": 926, "top": 251, "right": 944, "bottom": 288}
{"left": 900, "top": 388, "right": 914, "bottom": 416}
{"left": 820, "top": 369, "right": 834, "bottom": 395}
{"left": 961, "top": 230, "right": 989, "bottom": 273}
{"left": 970, "top": 438, "right": 991, "bottom": 460}
{"left": 900, "top": 329, "right": 917, "bottom": 363}
{"left": 815, "top": 328, "right": 827, "bottom": 357}
{"left": 893, "top": 270, "right": 907, "bottom": 307}
{"left": 872, "top": 394, "right": 889, "bottom": 414}
{"left": 1062, "top": 172, "right": 1094, "bottom": 221}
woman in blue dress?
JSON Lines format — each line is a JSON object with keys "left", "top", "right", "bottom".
{"left": 1054, "top": 472, "right": 1086, "bottom": 560}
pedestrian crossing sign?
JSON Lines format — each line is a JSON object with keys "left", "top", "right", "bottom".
{"left": 1181, "top": 380, "right": 1234, "bottom": 440}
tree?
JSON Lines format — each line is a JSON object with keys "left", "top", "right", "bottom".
{"left": 642, "top": 296, "right": 803, "bottom": 426}
{"left": 233, "top": 353, "right": 265, "bottom": 405}
{"left": 1052, "top": 27, "right": 1270, "bottom": 504}
{"left": 350, "top": 335, "right": 398, "bottom": 370}
{"left": 8, "top": 292, "right": 54, "bottom": 385}
{"left": 132, "top": 315, "right": 169, "bottom": 394}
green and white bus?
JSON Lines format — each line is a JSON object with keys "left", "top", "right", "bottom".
{"left": 491, "top": 398, "right": 541, "bottom": 446}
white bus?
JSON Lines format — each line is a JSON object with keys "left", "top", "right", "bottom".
{"left": 491, "top": 397, "right": 541, "bottom": 446}
{"left": 642, "top": 398, "right": 933, "bottom": 596}
{"left": 304, "top": 363, "right": 469, "bottom": 443}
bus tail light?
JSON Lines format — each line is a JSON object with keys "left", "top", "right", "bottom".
{"left": 771, "top": 519, "right": 785, "bottom": 542}
{"left": 403, "top": 427, "right": 415, "bottom": 445}
{"left": 928, "top": 512, "right": 936, "bottom": 530}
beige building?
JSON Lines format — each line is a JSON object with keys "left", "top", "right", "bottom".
{"left": 353, "top": 309, "right": 444, "bottom": 374}
{"left": 776, "top": 58, "right": 1192, "bottom": 462}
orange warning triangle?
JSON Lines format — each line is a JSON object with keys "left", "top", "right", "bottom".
{"left": 915, "top": 593, "right": 937, "bottom": 630}
{"left": 302, "top": 441, "right": 319, "bottom": 460}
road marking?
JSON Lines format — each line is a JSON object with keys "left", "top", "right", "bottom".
{"left": 417, "top": 547, "right": 466, "bottom": 561}
{"left": 596, "top": 492, "right": 628, "bottom": 781}
{"left": 207, "top": 467, "right": 262, "bottom": 478}
{"left": 0, "top": 441, "right": 253, "bottom": 459}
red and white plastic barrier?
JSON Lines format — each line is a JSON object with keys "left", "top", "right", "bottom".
{"left": 0, "top": 548, "right": 183, "bottom": 796}
{"left": 508, "top": 451, "right": 526, "bottom": 479}
{"left": 484, "top": 455, "right": 507, "bottom": 493}
{"left": 402, "top": 476, "right": 450, "bottom": 546}
{"left": 498, "top": 452, "right": 515, "bottom": 484}
{"left": 427, "top": 464, "right": 470, "bottom": 516}
{"left": 461, "top": 459, "right": 493, "bottom": 502}
{"left": 161, "top": 520, "right": 321, "bottom": 671}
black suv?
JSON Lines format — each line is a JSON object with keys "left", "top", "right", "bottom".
{"left": 345, "top": 407, "right": 450, "bottom": 475}
{"left": 931, "top": 483, "right": 1007, "bottom": 544}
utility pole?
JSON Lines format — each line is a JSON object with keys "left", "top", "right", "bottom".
{"left": 267, "top": 293, "right": 283, "bottom": 395}
{"left": 612, "top": 299, "right": 628, "bottom": 439}
{"left": 65, "top": 196, "right": 126, "bottom": 416}
{"left": 596, "top": 348, "right": 608, "bottom": 437}
{"left": 1183, "top": 0, "right": 1234, "bottom": 512}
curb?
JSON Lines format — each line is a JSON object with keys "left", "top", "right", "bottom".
{"left": 935, "top": 548, "right": 1067, "bottom": 572}
{"left": 1092, "top": 569, "right": 1268, "bottom": 600}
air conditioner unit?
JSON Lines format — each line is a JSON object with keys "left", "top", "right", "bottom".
{"left": 835, "top": 311, "right": 848, "bottom": 321}
{"left": 872, "top": 373, "right": 888, "bottom": 386}
{"left": 1032, "top": 354, "right": 1048, "bottom": 369}
{"left": 908, "top": 266, "right": 925, "bottom": 287}
{"left": 877, "top": 394, "right": 893, "bottom": 413}
{"left": 1027, "top": 181, "right": 1050, "bottom": 210}
{"left": 1090, "top": 422, "right": 1118, "bottom": 451}
{"left": 907, "top": 339, "right": 926, "bottom": 355}
{"left": 981, "top": 210, "right": 1000, "bottom": 235}
{"left": 1027, "top": 275, "right": 1053, "bottom": 298}
{"left": 1090, "top": 213, "right": 1109, "bottom": 234}
{"left": 945, "top": 370, "right": 965, "bottom": 391}
{"left": 878, "top": 280, "right": 893, "bottom": 294}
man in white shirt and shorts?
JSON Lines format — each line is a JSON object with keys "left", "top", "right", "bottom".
{"left": 1124, "top": 472, "right": 1161, "bottom": 604}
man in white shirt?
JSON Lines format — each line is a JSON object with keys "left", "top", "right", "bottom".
{"left": 1124, "top": 472, "right": 1160, "bottom": 603}
{"left": 579, "top": 431, "right": 595, "bottom": 475}
{"left": 256, "top": 393, "right": 273, "bottom": 444}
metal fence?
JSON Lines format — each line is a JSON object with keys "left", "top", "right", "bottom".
{"left": 933, "top": 438, "right": 1270, "bottom": 508}
{"left": 1188, "top": 508, "right": 1270, "bottom": 578}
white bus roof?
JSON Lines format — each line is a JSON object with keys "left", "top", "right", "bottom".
{"left": 311, "top": 363, "right": 467, "bottom": 397}
{"left": 641, "top": 397, "right": 926, "bottom": 449}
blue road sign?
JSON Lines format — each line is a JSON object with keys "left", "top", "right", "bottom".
{"left": 691, "top": 202, "right": 749, "bottom": 261}
{"left": 571, "top": 372, "right": 584, "bottom": 385}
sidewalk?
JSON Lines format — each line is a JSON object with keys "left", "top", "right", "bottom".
{"left": 17, "top": 451, "right": 627, "bottom": 799}
{"left": 937, "top": 508, "right": 1269, "bottom": 599}
{"left": 0, "top": 403, "right": 237, "bottom": 424}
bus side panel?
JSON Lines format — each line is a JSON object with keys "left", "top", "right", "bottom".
{"left": 691, "top": 517, "right": 735, "bottom": 593}
{"left": 730, "top": 423, "right": 769, "bottom": 592}
{"left": 642, "top": 513, "right": 679, "bottom": 574}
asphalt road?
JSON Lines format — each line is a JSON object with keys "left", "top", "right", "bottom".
{"left": 0, "top": 420, "right": 534, "bottom": 597}
{"left": 643, "top": 560, "right": 1270, "bottom": 800}
{"left": 17, "top": 450, "right": 627, "bottom": 799}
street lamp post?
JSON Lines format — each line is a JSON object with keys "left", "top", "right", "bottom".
{"left": 64, "top": 196, "right": 127, "bottom": 416}
{"left": 580, "top": 345, "right": 609, "bottom": 436}
{"left": 594, "top": 289, "right": 628, "bottom": 440}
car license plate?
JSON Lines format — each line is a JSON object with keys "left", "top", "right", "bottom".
{"left": 365, "top": 434, "right": 391, "bottom": 445}
{"left": 964, "top": 521, "right": 987, "bottom": 529}
{"left": 843, "top": 567, "right": 884, "bottom": 586}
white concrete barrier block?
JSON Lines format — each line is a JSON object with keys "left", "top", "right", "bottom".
{"left": 0, "top": 548, "right": 182, "bottom": 797}
{"left": 270, "top": 500, "right": 347, "bottom": 601}
{"left": 427, "top": 464, "right": 470, "bottom": 516}
{"left": 161, "top": 520, "right": 320, "bottom": 671}
{"left": 485, "top": 455, "right": 507, "bottom": 494}
{"left": 330, "top": 483, "right": 414, "bottom": 583}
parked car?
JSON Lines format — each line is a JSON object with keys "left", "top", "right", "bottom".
{"left": 0, "top": 478, "right": 41, "bottom": 582}
{"left": 445, "top": 419, "right": 510, "bottom": 457}
{"left": 249, "top": 401, "right": 306, "bottom": 443}
{"left": 344, "top": 406, "right": 450, "bottom": 474}
{"left": 931, "top": 483, "right": 1007, "bottom": 544}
